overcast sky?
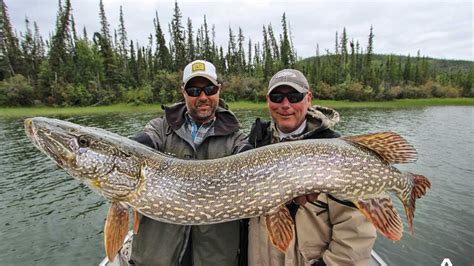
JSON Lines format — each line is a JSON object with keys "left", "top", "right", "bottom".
{"left": 7, "top": 0, "right": 474, "bottom": 61}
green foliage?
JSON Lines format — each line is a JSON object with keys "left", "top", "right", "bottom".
{"left": 341, "top": 81, "right": 375, "bottom": 101}
{"left": 123, "top": 84, "right": 154, "bottom": 105}
{"left": 401, "top": 84, "right": 430, "bottom": 99}
{"left": 383, "top": 86, "right": 403, "bottom": 100}
{"left": 60, "top": 83, "right": 94, "bottom": 106}
{"left": 152, "top": 71, "right": 181, "bottom": 103}
{"left": 0, "top": 75, "right": 34, "bottom": 106}
{"left": 221, "top": 75, "right": 265, "bottom": 102}
{"left": 424, "top": 81, "right": 460, "bottom": 98}
{"left": 74, "top": 39, "right": 103, "bottom": 85}
{"left": 315, "top": 81, "right": 337, "bottom": 100}
{"left": 2, "top": 2, "right": 471, "bottom": 107}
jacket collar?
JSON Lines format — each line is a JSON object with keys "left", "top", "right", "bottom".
{"left": 271, "top": 105, "right": 340, "bottom": 141}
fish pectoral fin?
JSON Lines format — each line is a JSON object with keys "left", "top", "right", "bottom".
{"left": 265, "top": 206, "right": 294, "bottom": 253}
{"left": 355, "top": 195, "right": 403, "bottom": 241}
{"left": 133, "top": 210, "right": 140, "bottom": 235}
{"left": 104, "top": 202, "right": 129, "bottom": 262}
{"left": 342, "top": 132, "right": 417, "bottom": 164}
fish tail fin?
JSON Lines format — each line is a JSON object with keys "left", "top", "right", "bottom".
{"left": 399, "top": 172, "right": 431, "bottom": 236}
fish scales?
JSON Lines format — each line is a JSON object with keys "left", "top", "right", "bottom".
{"left": 24, "top": 117, "right": 426, "bottom": 230}
{"left": 121, "top": 138, "right": 401, "bottom": 225}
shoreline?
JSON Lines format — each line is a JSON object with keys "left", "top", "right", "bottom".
{"left": 1, "top": 98, "right": 473, "bottom": 117}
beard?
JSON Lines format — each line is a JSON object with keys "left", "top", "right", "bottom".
{"left": 186, "top": 98, "right": 218, "bottom": 123}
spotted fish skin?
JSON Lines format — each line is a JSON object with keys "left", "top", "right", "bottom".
{"left": 24, "top": 117, "right": 428, "bottom": 231}
{"left": 130, "top": 139, "right": 407, "bottom": 225}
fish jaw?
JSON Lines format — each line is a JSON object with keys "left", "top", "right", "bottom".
{"left": 25, "top": 117, "right": 77, "bottom": 169}
{"left": 24, "top": 117, "right": 142, "bottom": 200}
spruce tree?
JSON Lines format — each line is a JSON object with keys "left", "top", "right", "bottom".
{"left": 0, "top": 0, "right": 23, "bottom": 78}
{"left": 153, "top": 12, "right": 172, "bottom": 71}
{"left": 247, "top": 38, "right": 252, "bottom": 74}
{"left": 237, "top": 27, "right": 245, "bottom": 72}
{"left": 267, "top": 24, "right": 280, "bottom": 62}
{"left": 262, "top": 25, "right": 273, "bottom": 80}
{"left": 20, "top": 17, "right": 36, "bottom": 81}
{"left": 366, "top": 26, "right": 374, "bottom": 70}
{"left": 97, "top": 0, "right": 119, "bottom": 92}
{"left": 340, "top": 27, "right": 348, "bottom": 73}
{"left": 227, "top": 26, "right": 237, "bottom": 73}
{"left": 202, "top": 15, "right": 211, "bottom": 60}
{"left": 170, "top": 1, "right": 186, "bottom": 70}
{"left": 118, "top": 6, "right": 128, "bottom": 60}
{"left": 186, "top": 18, "right": 195, "bottom": 62}
{"left": 403, "top": 55, "right": 412, "bottom": 82}
{"left": 280, "top": 13, "right": 291, "bottom": 68}
{"left": 48, "top": 0, "right": 72, "bottom": 79}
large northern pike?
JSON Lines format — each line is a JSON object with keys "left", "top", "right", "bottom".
{"left": 24, "top": 117, "right": 430, "bottom": 261}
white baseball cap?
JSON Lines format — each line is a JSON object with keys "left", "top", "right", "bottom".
{"left": 182, "top": 60, "right": 219, "bottom": 87}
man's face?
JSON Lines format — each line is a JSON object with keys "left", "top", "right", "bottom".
{"left": 266, "top": 85, "right": 312, "bottom": 133}
{"left": 182, "top": 77, "right": 220, "bottom": 123}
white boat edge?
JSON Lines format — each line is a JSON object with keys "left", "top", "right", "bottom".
{"left": 99, "top": 231, "right": 387, "bottom": 266}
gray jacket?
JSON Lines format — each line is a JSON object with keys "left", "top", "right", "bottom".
{"left": 130, "top": 101, "right": 249, "bottom": 266}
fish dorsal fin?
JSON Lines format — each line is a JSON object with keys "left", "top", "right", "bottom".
{"left": 265, "top": 206, "right": 294, "bottom": 253}
{"left": 104, "top": 202, "right": 129, "bottom": 262}
{"left": 354, "top": 195, "right": 403, "bottom": 241}
{"left": 342, "top": 132, "right": 417, "bottom": 163}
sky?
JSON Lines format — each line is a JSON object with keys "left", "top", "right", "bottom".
{"left": 7, "top": 0, "right": 474, "bottom": 61}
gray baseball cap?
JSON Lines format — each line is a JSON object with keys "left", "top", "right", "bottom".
{"left": 267, "top": 69, "right": 310, "bottom": 94}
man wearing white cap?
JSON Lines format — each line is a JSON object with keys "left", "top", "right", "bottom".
{"left": 246, "top": 69, "right": 376, "bottom": 266}
{"left": 130, "top": 60, "right": 250, "bottom": 265}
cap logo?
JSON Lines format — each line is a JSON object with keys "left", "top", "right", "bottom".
{"left": 274, "top": 71, "right": 296, "bottom": 79}
{"left": 192, "top": 62, "right": 205, "bottom": 72}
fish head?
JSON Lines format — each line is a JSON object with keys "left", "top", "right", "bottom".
{"left": 25, "top": 117, "right": 143, "bottom": 200}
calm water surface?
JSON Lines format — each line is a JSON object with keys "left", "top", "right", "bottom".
{"left": 0, "top": 106, "right": 472, "bottom": 265}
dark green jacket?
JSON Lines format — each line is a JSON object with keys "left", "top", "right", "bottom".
{"left": 130, "top": 101, "right": 250, "bottom": 266}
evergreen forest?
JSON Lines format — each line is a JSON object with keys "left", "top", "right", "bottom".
{"left": 1, "top": 0, "right": 473, "bottom": 107}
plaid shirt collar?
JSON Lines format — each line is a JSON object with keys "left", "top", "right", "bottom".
{"left": 185, "top": 113, "right": 216, "bottom": 146}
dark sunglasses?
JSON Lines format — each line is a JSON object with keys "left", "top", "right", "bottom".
{"left": 268, "top": 92, "right": 307, "bottom": 103}
{"left": 184, "top": 85, "right": 219, "bottom": 97}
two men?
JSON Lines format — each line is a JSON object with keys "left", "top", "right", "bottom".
{"left": 130, "top": 61, "right": 376, "bottom": 265}
{"left": 130, "top": 60, "right": 249, "bottom": 265}
{"left": 247, "top": 69, "right": 376, "bottom": 266}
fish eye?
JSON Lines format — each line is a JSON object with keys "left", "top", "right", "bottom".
{"left": 77, "top": 136, "right": 90, "bottom": 147}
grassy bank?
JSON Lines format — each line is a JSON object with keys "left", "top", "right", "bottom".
{"left": 1, "top": 98, "right": 473, "bottom": 117}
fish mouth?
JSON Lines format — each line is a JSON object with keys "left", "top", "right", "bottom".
{"left": 24, "top": 118, "right": 76, "bottom": 168}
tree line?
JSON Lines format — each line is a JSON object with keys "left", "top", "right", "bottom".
{"left": 0, "top": 0, "right": 472, "bottom": 106}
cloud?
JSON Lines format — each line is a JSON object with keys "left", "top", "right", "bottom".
{"left": 7, "top": 0, "right": 473, "bottom": 61}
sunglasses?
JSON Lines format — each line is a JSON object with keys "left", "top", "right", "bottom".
{"left": 184, "top": 85, "right": 219, "bottom": 97}
{"left": 268, "top": 92, "right": 307, "bottom": 103}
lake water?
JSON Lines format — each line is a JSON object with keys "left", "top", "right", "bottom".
{"left": 0, "top": 106, "right": 473, "bottom": 265}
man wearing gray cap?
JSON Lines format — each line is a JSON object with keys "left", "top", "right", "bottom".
{"left": 130, "top": 60, "right": 250, "bottom": 265}
{"left": 246, "top": 69, "right": 376, "bottom": 265}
